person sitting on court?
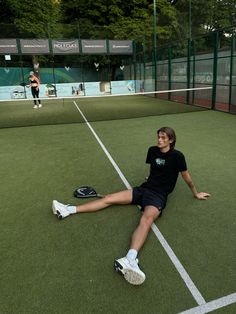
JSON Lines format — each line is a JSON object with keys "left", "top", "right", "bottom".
{"left": 29, "top": 71, "right": 42, "bottom": 109}
{"left": 52, "top": 126, "right": 210, "bottom": 285}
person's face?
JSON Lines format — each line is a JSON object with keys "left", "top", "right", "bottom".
{"left": 157, "top": 131, "right": 173, "bottom": 151}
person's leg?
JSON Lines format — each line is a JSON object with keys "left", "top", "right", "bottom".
{"left": 35, "top": 89, "right": 41, "bottom": 106}
{"left": 130, "top": 205, "right": 161, "bottom": 252}
{"left": 52, "top": 189, "right": 133, "bottom": 219}
{"left": 31, "top": 88, "right": 37, "bottom": 107}
{"left": 114, "top": 205, "right": 161, "bottom": 285}
{"left": 76, "top": 190, "right": 133, "bottom": 213}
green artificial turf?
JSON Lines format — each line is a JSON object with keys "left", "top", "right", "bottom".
{"left": 0, "top": 109, "right": 235, "bottom": 313}
{"left": 0, "top": 95, "right": 206, "bottom": 129}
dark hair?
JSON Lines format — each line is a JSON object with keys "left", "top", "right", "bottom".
{"left": 157, "top": 127, "right": 176, "bottom": 149}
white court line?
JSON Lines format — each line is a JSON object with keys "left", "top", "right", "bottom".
{"left": 73, "top": 101, "right": 131, "bottom": 189}
{"left": 151, "top": 224, "right": 206, "bottom": 305}
{"left": 73, "top": 100, "right": 206, "bottom": 306}
{"left": 178, "top": 293, "right": 236, "bottom": 314}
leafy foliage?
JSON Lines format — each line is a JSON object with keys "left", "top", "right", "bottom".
{"left": 0, "top": 0, "right": 235, "bottom": 65}
{"left": 0, "top": 0, "right": 235, "bottom": 42}
{"left": 0, "top": 0, "right": 61, "bottom": 37}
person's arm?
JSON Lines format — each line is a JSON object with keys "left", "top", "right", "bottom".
{"left": 181, "top": 170, "right": 210, "bottom": 200}
{"left": 36, "top": 77, "right": 40, "bottom": 90}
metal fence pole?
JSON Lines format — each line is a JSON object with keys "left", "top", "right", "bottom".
{"left": 133, "top": 41, "right": 137, "bottom": 92}
{"left": 228, "top": 31, "right": 235, "bottom": 112}
{"left": 187, "top": 38, "right": 191, "bottom": 104}
{"left": 212, "top": 31, "right": 219, "bottom": 110}
{"left": 153, "top": 0, "right": 157, "bottom": 93}
{"left": 143, "top": 42, "right": 146, "bottom": 92}
{"left": 192, "top": 39, "right": 196, "bottom": 105}
{"left": 168, "top": 46, "right": 172, "bottom": 100}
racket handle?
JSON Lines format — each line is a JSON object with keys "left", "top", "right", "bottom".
{"left": 97, "top": 193, "right": 104, "bottom": 198}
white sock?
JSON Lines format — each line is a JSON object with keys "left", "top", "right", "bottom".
{"left": 67, "top": 206, "right": 77, "bottom": 214}
{"left": 126, "top": 249, "right": 138, "bottom": 261}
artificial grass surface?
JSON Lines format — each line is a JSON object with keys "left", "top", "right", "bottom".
{"left": 0, "top": 99, "right": 82, "bottom": 128}
{"left": 93, "top": 110, "right": 236, "bottom": 300}
{"left": 0, "top": 95, "right": 206, "bottom": 128}
{"left": 0, "top": 110, "right": 235, "bottom": 313}
{"left": 0, "top": 123, "right": 196, "bottom": 314}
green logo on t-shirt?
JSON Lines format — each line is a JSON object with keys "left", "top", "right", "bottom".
{"left": 155, "top": 158, "right": 165, "bottom": 166}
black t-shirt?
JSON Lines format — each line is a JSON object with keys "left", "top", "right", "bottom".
{"left": 141, "top": 146, "right": 187, "bottom": 196}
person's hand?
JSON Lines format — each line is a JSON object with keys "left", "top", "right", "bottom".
{"left": 195, "top": 192, "right": 211, "bottom": 200}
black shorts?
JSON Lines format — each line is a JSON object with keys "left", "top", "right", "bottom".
{"left": 131, "top": 186, "right": 167, "bottom": 215}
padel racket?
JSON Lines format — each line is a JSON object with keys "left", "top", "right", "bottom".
{"left": 73, "top": 186, "right": 103, "bottom": 198}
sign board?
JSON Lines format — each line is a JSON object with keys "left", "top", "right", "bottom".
{"left": 0, "top": 39, "right": 133, "bottom": 55}
{"left": 52, "top": 39, "right": 80, "bottom": 54}
{"left": 81, "top": 40, "right": 107, "bottom": 54}
{"left": 0, "top": 39, "right": 18, "bottom": 54}
{"left": 109, "top": 40, "right": 133, "bottom": 54}
{"left": 20, "top": 39, "right": 50, "bottom": 54}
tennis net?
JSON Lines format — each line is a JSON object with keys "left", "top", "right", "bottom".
{"left": 0, "top": 87, "right": 212, "bottom": 129}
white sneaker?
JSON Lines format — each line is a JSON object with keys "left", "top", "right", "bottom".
{"left": 114, "top": 256, "right": 146, "bottom": 285}
{"left": 38, "top": 104, "right": 42, "bottom": 108}
{"left": 33, "top": 105, "right": 38, "bottom": 109}
{"left": 52, "top": 200, "right": 70, "bottom": 219}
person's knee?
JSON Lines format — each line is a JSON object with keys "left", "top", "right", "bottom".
{"left": 102, "top": 190, "right": 132, "bottom": 206}
{"left": 141, "top": 207, "right": 160, "bottom": 227}
{"left": 103, "top": 194, "right": 114, "bottom": 205}
{"left": 140, "top": 214, "right": 155, "bottom": 229}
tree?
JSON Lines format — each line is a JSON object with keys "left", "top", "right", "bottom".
{"left": 175, "top": 0, "right": 236, "bottom": 39}
{"left": 1, "top": 0, "right": 61, "bottom": 38}
{"left": 59, "top": 0, "right": 180, "bottom": 46}
{"left": 205, "top": 0, "right": 236, "bottom": 31}
{"left": 1, "top": 0, "right": 235, "bottom": 73}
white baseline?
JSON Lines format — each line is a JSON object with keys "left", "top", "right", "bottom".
{"left": 178, "top": 292, "right": 236, "bottom": 314}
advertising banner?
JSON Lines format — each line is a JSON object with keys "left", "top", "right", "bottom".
{"left": 0, "top": 39, "right": 18, "bottom": 54}
{"left": 111, "top": 80, "right": 139, "bottom": 94}
{"left": 109, "top": 40, "right": 133, "bottom": 54}
{"left": 1, "top": 39, "right": 133, "bottom": 55}
{"left": 52, "top": 39, "right": 80, "bottom": 54}
{"left": 20, "top": 39, "right": 50, "bottom": 54}
{"left": 81, "top": 40, "right": 107, "bottom": 54}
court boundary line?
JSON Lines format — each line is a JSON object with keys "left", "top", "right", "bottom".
{"left": 178, "top": 292, "right": 236, "bottom": 314}
{"left": 73, "top": 100, "right": 206, "bottom": 306}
